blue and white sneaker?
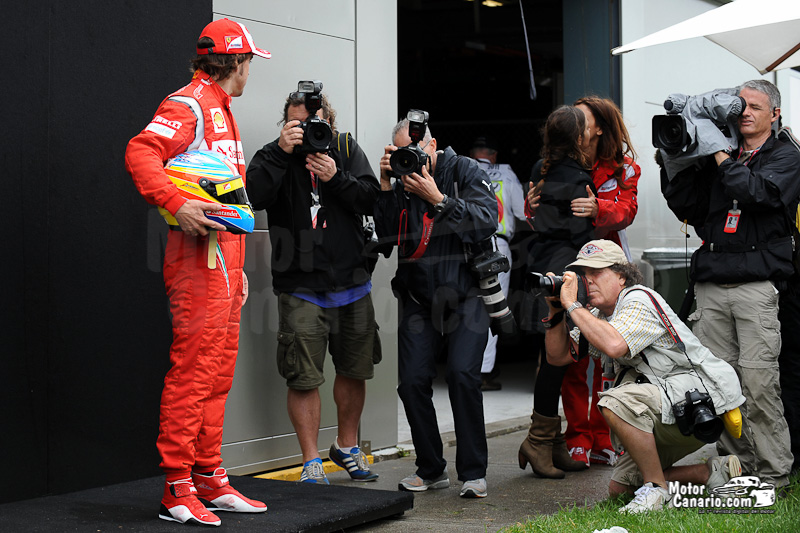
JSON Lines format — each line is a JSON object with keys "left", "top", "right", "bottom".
{"left": 299, "top": 458, "right": 329, "bottom": 484}
{"left": 329, "top": 439, "right": 379, "bottom": 481}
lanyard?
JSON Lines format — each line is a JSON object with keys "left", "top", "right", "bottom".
{"left": 310, "top": 171, "right": 322, "bottom": 229}
{"left": 736, "top": 145, "right": 761, "bottom": 167}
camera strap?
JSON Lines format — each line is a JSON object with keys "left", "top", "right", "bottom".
{"left": 398, "top": 209, "right": 435, "bottom": 261}
{"left": 625, "top": 287, "right": 713, "bottom": 405}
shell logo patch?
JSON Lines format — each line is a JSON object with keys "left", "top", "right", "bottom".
{"left": 580, "top": 243, "right": 603, "bottom": 257}
{"left": 225, "top": 35, "right": 244, "bottom": 52}
{"left": 211, "top": 108, "right": 228, "bottom": 133}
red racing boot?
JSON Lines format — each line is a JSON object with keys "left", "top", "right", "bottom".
{"left": 192, "top": 467, "right": 268, "bottom": 513}
{"left": 159, "top": 478, "right": 221, "bottom": 526}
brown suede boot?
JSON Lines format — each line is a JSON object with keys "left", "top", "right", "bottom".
{"left": 552, "top": 417, "right": 589, "bottom": 471}
{"left": 518, "top": 410, "right": 565, "bottom": 479}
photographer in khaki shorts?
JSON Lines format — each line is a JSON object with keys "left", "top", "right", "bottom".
{"left": 246, "top": 88, "right": 381, "bottom": 485}
{"left": 544, "top": 240, "right": 745, "bottom": 514}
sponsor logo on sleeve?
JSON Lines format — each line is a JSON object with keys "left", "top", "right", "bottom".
{"left": 598, "top": 178, "right": 618, "bottom": 193}
{"left": 211, "top": 108, "right": 228, "bottom": 133}
{"left": 153, "top": 115, "right": 182, "bottom": 130}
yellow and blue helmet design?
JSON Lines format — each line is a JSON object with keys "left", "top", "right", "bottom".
{"left": 160, "top": 150, "right": 255, "bottom": 234}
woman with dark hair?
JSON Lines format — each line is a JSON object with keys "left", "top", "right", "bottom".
{"left": 561, "top": 97, "right": 641, "bottom": 469}
{"left": 518, "top": 105, "right": 596, "bottom": 479}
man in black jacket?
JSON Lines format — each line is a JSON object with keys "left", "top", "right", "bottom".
{"left": 661, "top": 79, "right": 799, "bottom": 490}
{"left": 374, "top": 117, "right": 497, "bottom": 498}
{"left": 246, "top": 90, "right": 381, "bottom": 485}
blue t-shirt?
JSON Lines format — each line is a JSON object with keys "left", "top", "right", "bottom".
{"left": 291, "top": 281, "right": 372, "bottom": 308}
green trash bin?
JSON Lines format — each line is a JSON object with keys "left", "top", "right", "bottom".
{"left": 640, "top": 248, "right": 696, "bottom": 314}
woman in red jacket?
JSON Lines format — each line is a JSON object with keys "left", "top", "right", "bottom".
{"left": 562, "top": 97, "right": 640, "bottom": 467}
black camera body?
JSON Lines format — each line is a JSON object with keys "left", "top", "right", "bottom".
{"left": 528, "top": 272, "right": 589, "bottom": 309}
{"left": 672, "top": 388, "right": 723, "bottom": 443}
{"left": 294, "top": 80, "right": 333, "bottom": 154}
{"left": 466, "top": 237, "right": 517, "bottom": 338}
{"left": 390, "top": 109, "right": 430, "bottom": 176}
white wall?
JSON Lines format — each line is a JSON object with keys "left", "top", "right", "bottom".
{"left": 210, "top": 0, "right": 400, "bottom": 472}
{"left": 619, "top": 0, "right": 781, "bottom": 257}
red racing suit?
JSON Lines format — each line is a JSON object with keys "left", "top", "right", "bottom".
{"left": 125, "top": 70, "right": 245, "bottom": 480}
{"left": 589, "top": 157, "right": 640, "bottom": 257}
{"left": 562, "top": 156, "right": 640, "bottom": 455}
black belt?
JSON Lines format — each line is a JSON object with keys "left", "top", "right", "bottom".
{"left": 705, "top": 236, "right": 791, "bottom": 253}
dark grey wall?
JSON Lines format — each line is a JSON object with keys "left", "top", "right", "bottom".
{"left": 563, "top": 0, "right": 621, "bottom": 105}
{"left": 2, "top": 0, "right": 212, "bottom": 503}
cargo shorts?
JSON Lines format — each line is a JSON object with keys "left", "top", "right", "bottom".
{"left": 598, "top": 381, "right": 704, "bottom": 488}
{"left": 276, "top": 292, "right": 382, "bottom": 390}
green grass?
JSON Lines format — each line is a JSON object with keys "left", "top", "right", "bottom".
{"left": 502, "top": 473, "right": 800, "bottom": 533}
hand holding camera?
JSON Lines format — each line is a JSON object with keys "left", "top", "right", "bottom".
{"left": 400, "top": 164, "right": 443, "bottom": 205}
{"left": 528, "top": 270, "right": 589, "bottom": 310}
{"left": 279, "top": 118, "right": 305, "bottom": 154}
{"left": 379, "top": 145, "right": 397, "bottom": 185}
{"left": 305, "top": 152, "right": 336, "bottom": 182}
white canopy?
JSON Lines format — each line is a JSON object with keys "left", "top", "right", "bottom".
{"left": 612, "top": 0, "right": 800, "bottom": 74}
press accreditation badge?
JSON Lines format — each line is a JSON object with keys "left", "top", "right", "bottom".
{"left": 724, "top": 209, "right": 741, "bottom": 233}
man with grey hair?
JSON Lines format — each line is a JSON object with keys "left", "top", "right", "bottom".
{"left": 662, "top": 79, "right": 800, "bottom": 490}
{"left": 374, "top": 115, "right": 497, "bottom": 498}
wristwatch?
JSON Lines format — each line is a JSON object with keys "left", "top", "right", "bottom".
{"left": 433, "top": 194, "right": 449, "bottom": 213}
{"left": 565, "top": 301, "right": 583, "bottom": 316}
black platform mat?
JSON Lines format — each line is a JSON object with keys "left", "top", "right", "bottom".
{"left": 0, "top": 475, "right": 414, "bottom": 532}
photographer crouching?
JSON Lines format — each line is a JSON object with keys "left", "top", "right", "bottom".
{"left": 545, "top": 240, "right": 745, "bottom": 513}
{"left": 660, "top": 80, "right": 799, "bottom": 490}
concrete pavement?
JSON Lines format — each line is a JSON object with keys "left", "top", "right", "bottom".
{"left": 326, "top": 359, "right": 716, "bottom": 532}
{"left": 332, "top": 419, "right": 614, "bottom": 532}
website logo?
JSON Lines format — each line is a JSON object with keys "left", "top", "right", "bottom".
{"left": 670, "top": 476, "right": 776, "bottom": 514}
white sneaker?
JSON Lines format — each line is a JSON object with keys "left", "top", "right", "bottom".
{"left": 398, "top": 468, "right": 449, "bottom": 492}
{"left": 459, "top": 478, "right": 487, "bottom": 498}
{"left": 706, "top": 455, "right": 741, "bottom": 492}
{"left": 618, "top": 482, "right": 671, "bottom": 514}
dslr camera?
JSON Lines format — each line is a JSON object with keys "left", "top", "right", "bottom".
{"left": 390, "top": 109, "right": 430, "bottom": 176}
{"left": 528, "top": 272, "right": 589, "bottom": 308}
{"left": 293, "top": 80, "right": 333, "bottom": 154}
{"left": 465, "top": 237, "right": 517, "bottom": 338}
{"left": 672, "top": 388, "right": 724, "bottom": 444}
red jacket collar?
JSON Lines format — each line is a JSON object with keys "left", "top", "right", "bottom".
{"left": 192, "top": 70, "right": 232, "bottom": 108}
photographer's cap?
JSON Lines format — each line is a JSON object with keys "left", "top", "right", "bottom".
{"left": 197, "top": 18, "right": 271, "bottom": 59}
{"left": 568, "top": 239, "right": 628, "bottom": 269}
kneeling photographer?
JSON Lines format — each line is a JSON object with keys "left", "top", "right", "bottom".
{"left": 545, "top": 240, "right": 745, "bottom": 514}
{"left": 658, "top": 80, "right": 799, "bottom": 490}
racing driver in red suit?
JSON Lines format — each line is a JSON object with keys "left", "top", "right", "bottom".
{"left": 125, "top": 18, "right": 270, "bottom": 527}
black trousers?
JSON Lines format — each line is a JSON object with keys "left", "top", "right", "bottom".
{"left": 397, "top": 295, "right": 489, "bottom": 482}
{"left": 779, "top": 284, "right": 800, "bottom": 470}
